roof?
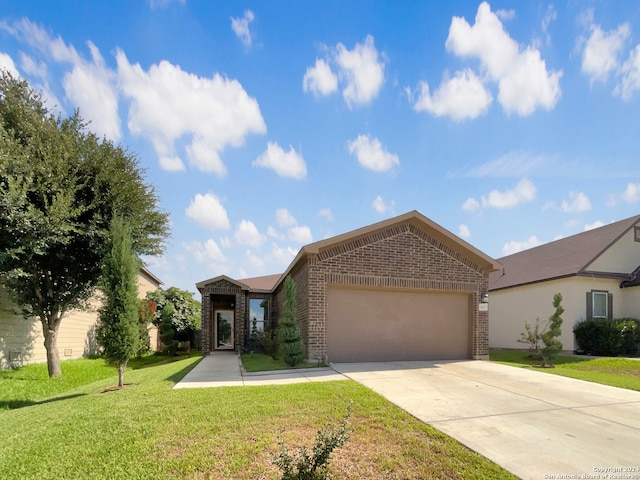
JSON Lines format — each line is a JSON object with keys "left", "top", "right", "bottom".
{"left": 489, "top": 214, "right": 640, "bottom": 291}
{"left": 140, "top": 266, "right": 163, "bottom": 286}
{"left": 196, "top": 210, "right": 500, "bottom": 294}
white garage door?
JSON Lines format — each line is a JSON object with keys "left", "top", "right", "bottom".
{"left": 326, "top": 287, "right": 471, "bottom": 362}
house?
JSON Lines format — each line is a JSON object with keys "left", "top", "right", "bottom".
{"left": 196, "top": 210, "right": 501, "bottom": 363}
{"left": 488, "top": 214, "right": 640, "bottom": 351}
{"left": 0, "top": 266, "right": 163, "bottom": 369}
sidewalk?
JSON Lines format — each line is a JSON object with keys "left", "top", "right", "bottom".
{"left": 173, "top": 351, "right": 347, "bottom": 388}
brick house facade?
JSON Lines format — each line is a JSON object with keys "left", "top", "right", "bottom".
{"left": 197, "top": 211, "right": 500, "bottom": 362}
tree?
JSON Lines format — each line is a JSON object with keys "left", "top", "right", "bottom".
{"left": 95, "top": 217, "right": 140, "bottom": 388}
{"left": 146, "top": 287, "right": 200, "bottom": 347}
{"left": 137, "top": 298, "right": 157, "bottom": 357}
{"left": 0, "top": 72, "right": 169, "bottom": 377}
{"left": 540, "top": 293, "right": 564, "bottom": 367}
{"left": 277, "top": 276, "right": 304, "bottom": 367}
{"left": 159, "top": 303, "right": 178, "bottom": 357}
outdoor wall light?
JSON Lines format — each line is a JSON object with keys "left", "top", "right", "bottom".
{"left": 480, "top": 293, "right": 489, "bottom": 303}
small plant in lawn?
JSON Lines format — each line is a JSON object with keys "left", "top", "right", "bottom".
{"left": 274, "top": 402, "right": 353, "bottom": 480}
{"left": 278, "top": 276, "right": 304, "bottom": 367}
{"left": 517, "top": 316, "right": 543, "bottom": 357}
{"left": 540, "top": 293, "right": 564, "bottom": 367}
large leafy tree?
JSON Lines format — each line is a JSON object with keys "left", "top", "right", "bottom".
{"left": 146, "top": 287, "right": 200, "bottom": 346}
{"left": 0, "top": 72, "right": 169, "bottom": 377}
{"left": 96, "top": 216, "right": 140, "bottom": 388}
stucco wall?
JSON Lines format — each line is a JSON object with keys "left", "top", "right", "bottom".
{"left": 588, "top": 228, "right": 640, "bottom": 274}
{"left": 489, "top": 276, "right": 629, "bottom": 351}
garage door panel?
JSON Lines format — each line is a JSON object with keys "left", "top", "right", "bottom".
{"left": 327, "top": 287, "right": 470, "bottom": 362}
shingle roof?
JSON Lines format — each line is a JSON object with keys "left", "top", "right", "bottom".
{"left": 489, "top": 214, "right": 640, "bottom": 291}
{"left": 237, "top": 273, "right": 281, "bottom": 292}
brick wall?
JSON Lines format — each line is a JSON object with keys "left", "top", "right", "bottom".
{"left": 199, "top": 279, "right": 244, "bottom": 353}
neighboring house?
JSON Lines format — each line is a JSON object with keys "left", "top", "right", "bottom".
{"left": 489, "top": 215, "right": 640, "bottom": 352}
{"left": 196, "top": 210, "right": 500, "bottom": 363}
{"left": 0, "top": 266, "right": 163, "bottom": 369}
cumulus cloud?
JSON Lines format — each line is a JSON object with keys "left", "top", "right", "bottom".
{"left": 502, "top": 235, "right": 542, "bottom": 256}
{"left": 185, "top": 192, "right": 231, "bottom": 231}
{"left": 231, "top": 10, "right": 255, "bottom": 48}
{"left": 116, "top": 50, "right": 266, "bottom": 173}
{"left": 252, "top": 142, "right": 307, "bottom": 179}
{"left": 267, "top": 243, "right": 298, "bottom": 267}
{"left": 318, "top": 208, "right": 334, "bottom": 221}
{"left": 584, "top": 220, "right": 604, "bottom": 231}
{"left": 302, "top": 59, "right": 338, "bottom": 96}
{"left": 412, "top": 69, "right": 492, "bottom": 121}
{"left": 267, "top": 226, "right": 284, "bottom": 240}
{"left": 622, "top": 182, "right": 640, "bottom": 203}
{"left": 444, "top": 1, "right": 562, "bottom": 116}
{"left": 347, "top": 134, "right": 399, "bottom": 172}
{"left": 372, "top": 195, "right": 395, "bottom": 214}
{"left": 244, "top": 249, "right": 265, "bottom": 270}
{"left": 275, "top": 208, "right": 296, "bottom": 227}
{"left": 288, "top": 226, "right": 313, "bottom": 244}
{"left": 303, "top": 35, "right": 385, "bottom": 108}
{"left": 0, "top": 52, "right": 19, "bottom": 76}
{"left": 458, "top": 224, "right": 471, "bottom": 239}
{"left": 580, "top": 22, "right": 630, "bottom": 83}
{"left": 184, "top": 239, "right": 227, "bottom": 269}
{"left": 482, "top": 178, "right": 536, "bottom": 209}
{"left": 234, "top": 220, "right": 266, "bottom": 247}
{"left": 616, "top": 45, "right": 640, "bottom": 100}
{"left": 462, "top": 197, "right": 481, "bottom": 212}
{"left": 561, "top": 191, "right": 591, "bottom": 213}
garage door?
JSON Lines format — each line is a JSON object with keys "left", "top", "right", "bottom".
{"left": 326, "top": 287, "right": 471, "bottom": 362}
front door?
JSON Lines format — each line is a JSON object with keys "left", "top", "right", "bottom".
{"left": 214, "top": 310, "right": 234, "bottom": 350}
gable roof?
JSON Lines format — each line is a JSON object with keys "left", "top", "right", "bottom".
{"left": 237, "top": 274, "right": 281, "bottom": 292}
{"left": 195, "top": 274, "right": 250, "bottom": 291}
{"left": 489, "top": 214, "right": 640, "bottom": 291}
{"left": 276, "top": 210, "right": 501, "bottom": 291}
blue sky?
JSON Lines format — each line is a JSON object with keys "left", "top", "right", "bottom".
{"left": 1, "top": 1, "right": 640, "bottom": 295}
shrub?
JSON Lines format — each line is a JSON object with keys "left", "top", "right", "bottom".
{"left": 278, "top": 276, "right": 304, "bottom": 367}
{"left": 256, "top": 331, "right": 278, "bottom": 359}
{"left": 574, "top": 318, "right": 640, "bottom": 356}
{"left": 273, "top": 402, "right": 352, "bottom": 480}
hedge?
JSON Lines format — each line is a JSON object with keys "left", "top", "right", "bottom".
{"left": 573, "top": 318, "right": 640, "bottom": 356}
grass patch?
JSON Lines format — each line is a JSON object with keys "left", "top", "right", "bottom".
{"left": 490, "top": 349, "right": 640, "bottom": 391}
{"left": 241, "top": 352, "right": 320, "bottom": 372}
{"left": 0, "top": 356, "right": 515, "bottom": 480}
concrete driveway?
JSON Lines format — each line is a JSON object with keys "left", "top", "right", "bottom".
{"left": 332, "top": 360, "right": 640, "bottom": 480}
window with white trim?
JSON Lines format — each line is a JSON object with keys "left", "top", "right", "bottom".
{"left": 592, "top": 291, "right": 608, "bottom": 319}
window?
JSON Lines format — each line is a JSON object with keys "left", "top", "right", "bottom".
{"left": 587, "top": 290, "right": 612, "bottom": 320}
{"left": 635, "top": 226, "right": 640, "bottom": 243}
{"left": 249, "top": 298, "right": 269, "bottom": 335}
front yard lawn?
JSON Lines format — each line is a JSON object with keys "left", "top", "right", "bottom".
{"left": 241, "top": 352, "right": 320, "bottom": 372}
{"left": 0, "top": 356, "right": 515, "bottom": 480}
{"left": 490, "top": 349, "right": 640, "bottom": 391}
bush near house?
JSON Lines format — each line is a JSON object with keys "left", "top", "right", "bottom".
{"left": 574, "top": 318, "right": 640, "bottom": 357}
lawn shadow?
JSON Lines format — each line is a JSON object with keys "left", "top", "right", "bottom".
{"left": 165, "top": 356, "right": 202, "bottom": 384}
{"left": 0, "top": 393, "right": 86, "bottom": 411}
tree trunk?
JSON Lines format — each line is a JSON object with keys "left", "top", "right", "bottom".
{"left": 118, "top": 362, "right": 125, "bottom": 388}
{"left": 43, "top": 325, "right": 62, "bottom": 377}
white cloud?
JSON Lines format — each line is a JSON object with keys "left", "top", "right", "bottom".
{"left": 372, "top": 195, "right": 395, "bottom": 214}
{"left": 462, "top": 197, "right": 481, "bottom": 212}
{"left": 244, "top": 249, "right": 265, "bottom": 270}
{"left": 541, "top": 5, "right": 557, "bottom": 46}
{"left": 275, "top": 208, "right": 296, "bottom": 227}
{"left": 502, "top": 235, "right": 542, "bottom": 256}
{"left": 185, "top": 192, "right": 231, "bottom": 231}
{"left": 347, "top": 134, "right": 399, "bottom": 172}
{"left": 116, "top": 50, "right": 266, "bottom": 173}
{"left": 561, "top": 191, "right": 591, "bottom": 213}
{"left": 0, "top": 52, "right": 19, "bottom": 76}
{"left": 458, "top": 224, "right": 471, "bottom": 239}
{"left": 580, "top": 22, "right": 630, "bottom": 84}
{"left": 219, "top": 236, "right": 232, "bottom": 248}
{"left": 445, "top": 1, "right": 562, "bottom": 116}
{"left": 616, "top": 45, "right": 640, "bottom": 100}
{"left": 19, "top": 52, "right": 47, "bottom": 78}
{"left": 456, "top": 150, "right": 557, "bottom": 178}
{"left": 622, "top": 182, "right": 640, "bottom": 203}
{"left": 230, "top": 10, "right": 255, "bottom": 48}
{"left": 184, "top": 239, "right": 227, "bottom": 268}
{"left": 413, "top": 69, "right": 492, "bottom": 121}
{"left": 336, "top": 35, "right": 385, "bottom": 108}
{"left": 302, "top": 59, "right": 338, "bottom": 96}
{"left": 482, "top": 178, "right": 536, "bottom": 209}
{"left": 318, "top": 208, "right": 334, "bottom": 221}
{"left": 267, "top": 243, "right": 298, "bottom": 267}
{"left": 149, "top": 0, "right": 185, "bottom": 10}
{"left": 252, "top": 142, "right": 307, "bottom": 179}
{"left": 584, "top": 220, "right": 604, "bottom": 231}
{"left": 267, "top": 226, "right": 284, "bottom": 240}
{"left": 234, "top": 220, "right": 266, "bottom": 247}
{"left": 288, "top": 226, "right": 313, "bottom": 244}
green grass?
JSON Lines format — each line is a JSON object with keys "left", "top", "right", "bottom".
{"left": 0, "top": 356, "right": 515, "bottom": 480}
{"left": 490, "top": 349, "right": 640, "bottom": 391}
{"left": 241, "top": 352, "right": 320, "bottom": 372}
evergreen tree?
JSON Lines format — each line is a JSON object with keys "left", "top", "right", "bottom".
{"left": 277, "top": 276, "right": 304, "bottom": 367}
{"left": 96, "top": 216, "right": 140, "bottom": 388}
{"left": 540, "top": 293, "right": 564, "bottom": 367}
{"left": 159, "top": 303, "right": 178, "bottom": 357}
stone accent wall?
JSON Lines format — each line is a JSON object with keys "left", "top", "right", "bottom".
{"left": 305, "top": 222, "right": 489, "bottom": 360}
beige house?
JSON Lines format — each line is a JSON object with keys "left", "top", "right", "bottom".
{"left": 489, "top": 215, "right": 640, "bottom": 351}
{"left": 197, "top": 211, "right": 501, "bottom": 363}
{"left": 0, "top": 267, "right": 162, "bottom": 370}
